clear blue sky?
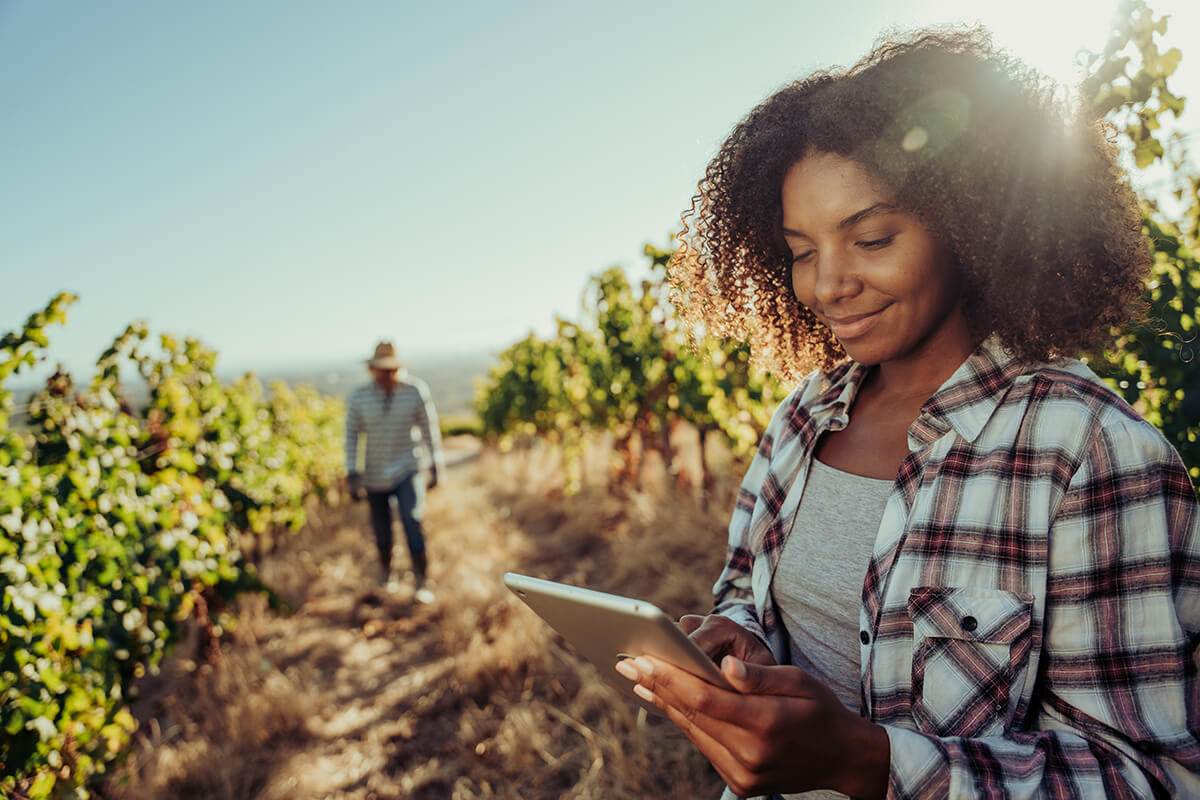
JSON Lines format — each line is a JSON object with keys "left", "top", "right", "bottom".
{"left": 2, "top": 0, "right": 1197, "bottom": 380}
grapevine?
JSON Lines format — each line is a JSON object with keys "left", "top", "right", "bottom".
{"left": 476, "top": 245, "right": 786, "bottom": 493}
{"left": 0, "top": 294, "right": 345, "bottom": 798}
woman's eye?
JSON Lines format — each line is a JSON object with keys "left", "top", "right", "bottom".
{"left": 791, "top": 250, "right": 816, "bottom": 265}
{"left": 858, "top": 234, "right": 896, "bottom": 250}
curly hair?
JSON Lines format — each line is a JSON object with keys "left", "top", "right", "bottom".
{"left": 669, "top": 28, "right": 1149, "bottom": 381}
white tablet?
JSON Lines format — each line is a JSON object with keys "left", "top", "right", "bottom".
{"left": 503, "top": 572, "right": 731, "bottom": 714}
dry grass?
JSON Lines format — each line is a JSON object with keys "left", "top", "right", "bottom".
{"left": 102, "top": 434, "right": 737, "bottom": 800}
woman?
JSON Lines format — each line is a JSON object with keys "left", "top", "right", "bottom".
{"left": 614, "top": 29, "right": 1200, "bottom": 799}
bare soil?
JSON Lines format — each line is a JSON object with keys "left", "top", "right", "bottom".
{"left": 103, "top": 436, "right": 736, "bottom": 799}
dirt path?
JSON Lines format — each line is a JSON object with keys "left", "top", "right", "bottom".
{"left": 108, "top": 437, "right": 522, "bottom": 798}
{"left": 105, "top": 437, "right": 727, "bottom": 800}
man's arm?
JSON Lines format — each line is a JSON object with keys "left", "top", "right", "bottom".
{"left": 413, "top": 381, "right": 444, "bottom": 488}
{"left": 344, "top": 390, "right": 363, "bottom": 492}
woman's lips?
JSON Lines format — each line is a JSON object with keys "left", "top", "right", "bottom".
{"left": 824, "top": 305, "right": 889, "bottom": 339}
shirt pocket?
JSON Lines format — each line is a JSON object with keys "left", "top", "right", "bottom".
{"left": 906, "top": 586, "right": 1034, "bottom": 738}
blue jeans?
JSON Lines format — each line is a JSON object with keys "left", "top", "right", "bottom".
{"left": 365, "top": 473, "right": 427, "bottom": 578}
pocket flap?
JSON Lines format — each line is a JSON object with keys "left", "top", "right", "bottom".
{"left": 907, "top": 586, "right": 1033, "bottom": 644}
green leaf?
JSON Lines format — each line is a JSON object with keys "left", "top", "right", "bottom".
{"left": 29, "top": 770, "right": 57, "bottom": 798}
{"left": 1158, "top": 47, "right": 1182, "bottom": 77}
{"left": 1133, "top": 138, "right": 1165, "bottom": 168}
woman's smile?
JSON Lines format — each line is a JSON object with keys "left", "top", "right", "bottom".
{"left": 821, "top": 304, "right": 892, "bottom": 340}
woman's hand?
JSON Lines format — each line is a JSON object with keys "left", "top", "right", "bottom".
{"left": 614, "top": 653, "right": 889, "bottom": 799}
{"left": 678, "top": 614, "right": 775, "bottom": 667}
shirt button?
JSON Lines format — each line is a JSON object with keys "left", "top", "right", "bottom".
{"left": 859, "top": 630, "right": 870, "bottom": 645}
{"left": 961, "top": 615, "right": 978, "bottom": 632}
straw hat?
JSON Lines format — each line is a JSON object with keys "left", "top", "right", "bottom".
{"left": 367, "top": 341, "right": 403, "bottom": 370}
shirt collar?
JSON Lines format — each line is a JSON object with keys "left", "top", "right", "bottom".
{"left": 913, "top": 336, "right": 1026, "bottom": 446}
{"left": 805, "top": 359, "right": 869, "bottom": 427}
{"left": 807, "top": 336, "right": 1026, "bottom": 447}
{"left": 370, "top": 369, "right": 409, "bottom": 393}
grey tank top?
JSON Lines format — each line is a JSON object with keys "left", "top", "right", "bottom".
{"left": 773, "top": 457, "right": 891, "bottom": 800}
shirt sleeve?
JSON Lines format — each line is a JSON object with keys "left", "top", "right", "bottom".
{"left": 885, "top": 420, "right": 1200, "bottom": 798}
{"left": 414, "top": 381, "right": 445, "bottom": 474}
{"left": 344, "top": 391, "right": 362, "bottom": 474}
{"left": 711, "top": 432, "right": 773, "bottom": 642}
{"left": 711, "top": 381, "right": 813, "bottom": 644}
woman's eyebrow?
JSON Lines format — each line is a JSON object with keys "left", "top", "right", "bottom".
{"left": 837, "top": 202, "right": 898, "bottom": 230}
{"left": 781, "top": 202, "right": 899, "bottom": 238}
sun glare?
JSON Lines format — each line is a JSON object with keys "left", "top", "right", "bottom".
{"left": 923, "top": 0, "right": 1118, "bottom": 94}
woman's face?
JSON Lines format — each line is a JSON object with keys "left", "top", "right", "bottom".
{"left": 781, "top": 152, "right": 972, "bottom": 371}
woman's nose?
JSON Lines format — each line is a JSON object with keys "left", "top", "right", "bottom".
{"left": 812, "top": 251, "right": 860, "bottom": 306}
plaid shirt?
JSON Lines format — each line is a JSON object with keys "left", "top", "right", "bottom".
{"left": 713, "top": 338, "right": 1200, "bottom": 799}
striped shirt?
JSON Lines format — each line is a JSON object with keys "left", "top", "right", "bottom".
{"left": 713, "top": 337, "right": 1200, "bottom": 799}
{"left": 344, "top": 373, "right": 444, "bottom": 491}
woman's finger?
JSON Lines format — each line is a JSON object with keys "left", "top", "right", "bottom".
{"left": 685, "top": 615, "right": 773, "bottom": 665}
{"left": 631, "top": 655, "right": 756, "bottom": 727}
{"left": 720, "top": 656, "right": 820, "bottom": 699}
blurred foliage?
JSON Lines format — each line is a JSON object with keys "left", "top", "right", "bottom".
{"left": 439, "top": 413, "right": 484, "bottom": 438}
{"left": 476, "top": 246, "right": 783, "bottom": 493}
{"left": 1083, "top": 0, "right": 1185, "bottom": 169}
{"left": 0, "top": 294, "right": 344, "bottom": 798}
{"left": 1084, "top": 0, "right": 1200, "bottom": 489}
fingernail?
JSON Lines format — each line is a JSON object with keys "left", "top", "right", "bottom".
{"left": 633, "top": 684, "right": 656, "bottom": 703}
{"left": 723, "top": 656, "right": 747, "bottom": 680}
{"left": 614, "top": 659, "right": 637, "bottom": 680}
{"left": 633, "top": 656, "right": 653, "bottom": 673}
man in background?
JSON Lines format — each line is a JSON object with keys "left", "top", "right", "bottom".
{"left": 345, "top": 341, "right": 444, "bottom": 602}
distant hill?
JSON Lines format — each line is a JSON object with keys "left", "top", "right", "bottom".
{"left": 6, "top": 351, "right": 497, "bottom": 423}
{"left": 263, "top": 352, "right": 494, "bottom": 417}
